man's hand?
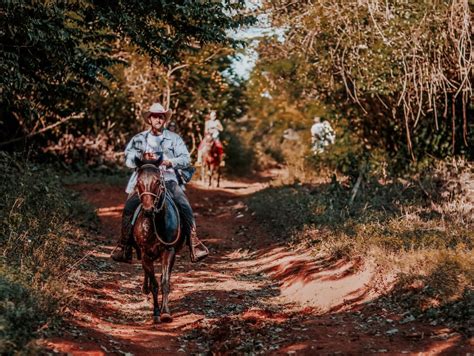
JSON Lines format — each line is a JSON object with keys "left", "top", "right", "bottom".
{"left": 143, "top": 152, "right": 156, "bottom": 160}
{"left": 161, "top": 160, "right": 172, "bottom": 168}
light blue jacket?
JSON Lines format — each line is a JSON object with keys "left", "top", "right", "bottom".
{"left": 124, "top": 129, "right": 190, "bottom": 193}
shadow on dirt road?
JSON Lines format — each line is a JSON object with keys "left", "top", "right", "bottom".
{"left": 44, "top": 178, "right": 471, "bottom": 355}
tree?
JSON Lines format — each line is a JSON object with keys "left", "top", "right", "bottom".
{"left": 123, "top": 44, "right": 249, "bottom": 155}
{"left": 259, "top": 0, "right": 472, "bottom": 165}
{"left": 0, "top": 0, "right": 254, "bottom": 148}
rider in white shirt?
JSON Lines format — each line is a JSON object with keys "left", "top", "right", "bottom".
{"left": 311, "top": 116, "right": 335, "bottom": 154}
{"left": 197, "top": 110, "right": 224, "bottom": 164}
{"left": 205, "top": 110, "right": 223, "bottom": 139}
{"left": 111, "top": 102, "right": 209, "bottom": 263}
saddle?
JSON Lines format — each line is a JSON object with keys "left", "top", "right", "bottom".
{"left": 199, "top": 139, "right": 224, "bottom": 161}
{"left": 131, "top": 192, "right": 179, "bottom": 227}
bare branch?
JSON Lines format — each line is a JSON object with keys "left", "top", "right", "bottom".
{"left": 0, "top": 113, "right": 85, "bottom": 147}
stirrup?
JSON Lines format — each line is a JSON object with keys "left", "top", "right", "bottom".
{"left": 190, "top": 242, "right": 209, "bottom": 262}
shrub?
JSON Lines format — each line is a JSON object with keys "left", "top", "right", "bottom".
{"left": 0, "top": 152, "right": 96, "bottom": 354}
{"left": 248, "top": 159, "right": 473, "bottom": 315}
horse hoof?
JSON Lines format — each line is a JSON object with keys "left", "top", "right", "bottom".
{"left": 153, "top": 316, "right": 160, "bottom": 324}
{"left": 160, "top": 313, "right": 173, "bottom": 323}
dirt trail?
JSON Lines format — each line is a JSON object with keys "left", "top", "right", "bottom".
{"left": 45, "top": 177, "right": 471, "bottom": 355}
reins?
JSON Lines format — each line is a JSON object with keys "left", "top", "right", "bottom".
{"left": 138, "top": 164, "right": 181, "bottom": 247}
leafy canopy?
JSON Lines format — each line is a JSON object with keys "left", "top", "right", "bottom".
{"left": 258, "top": 0, "right": 472, "bottom": 165}
{"left": 0, "top": 0, "right": 254, "bottom": 144}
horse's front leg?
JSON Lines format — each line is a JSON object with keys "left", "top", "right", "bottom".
{"left": 142, "top": 255, "right": 160, "bottom": 323}
{"left": 160, "top": 248, "right": 176, "bottom": 323}
{"left": 217, "top": 166, "right": 220, "bottom": 188}
{"left": 142, "top": 270, "right": 150, "bottom": 294}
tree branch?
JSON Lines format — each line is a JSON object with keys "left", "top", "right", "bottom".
{"left": 0, "top": 113, "right": 85, "bottom": 147}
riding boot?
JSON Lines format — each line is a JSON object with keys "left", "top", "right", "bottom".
{"left": 188, "top": 226, "right": 209, "bottom": 262}
{"left": 111, "top": 214, "right": 134, "bottom": 263}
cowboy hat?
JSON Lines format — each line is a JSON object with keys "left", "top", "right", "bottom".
{"left": 143, "top": 102, "right": 172, "bottom": 121}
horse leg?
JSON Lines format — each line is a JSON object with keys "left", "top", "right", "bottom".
{"left": 160, "top": 248, "right": 176, "bottom": 323}
{"left": 142, "top": 270, "right": 150, "bottom": 294}
{"left": 217, "top": 166, "right": 220, "bottom": 188}
{"left": 201, "top": 164, "right": 206, "bottom": 184}
{"left": 133, "top": 241, "right": 142, "bottom": 260}
{"left": 142, "top": 255, "right": 160, "bottom": 323}
{"left": 208, "top": 166, "right": 212, "bottom": 187}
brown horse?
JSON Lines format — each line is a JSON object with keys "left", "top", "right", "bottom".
{"left": 133, "top": 157, "right": 184, "bottom": 323}
{"left": 199, "top": 135, "right": 223, "bottom": 187}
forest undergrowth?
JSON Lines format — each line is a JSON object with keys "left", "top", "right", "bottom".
{"left": 0, "top": 152, "right": 97, "bottom": 354}
{"left": 249, "top": 159, "right": 473, "bottom": 335}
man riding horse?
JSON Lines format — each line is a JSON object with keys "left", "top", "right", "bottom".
{"left": 197, "top": 110, "right": 224, "bottom": 165}
{"left": 111, "top": 102, "right": 209, "bottom": 263}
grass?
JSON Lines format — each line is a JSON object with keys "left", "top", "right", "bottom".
{"left": 248, "top": 160, "right": 473, "bottom": 330}
{"left": 0, "top": 152, "right": 97, "bottom": 354}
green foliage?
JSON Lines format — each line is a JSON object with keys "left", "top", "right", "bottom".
{"left": 0, "top": 152, "right": 96, "bottom": 353}
{"left": 248, "top": 161, "right": 473, "bottom": 322}
{"left": 0, "top": 269, "right": 54, "bottom": 355}
{"left": 248, "top": 160, "right": 473, "bottom": 254}
{"left": 1, "top": 0, "right": 119, "bottom": 141}
{"left": 163, "top": 46, "right": 250, "bottom": 157}
{"left": 254, "top": 0, "right": 473, "bottom": 171}
{"left": 0, "top": 0, "right": 254, "bottom": 150}
{"left": 304, "top": 117, "right": 368, "bottom": 180}
{"left": 237, "top": 54, "right": 314, "bottom": 171}
{"left": 120, "top": 43, "right": 252, "bottom": 169}
{"left": 40, "top": 65, "right": 138, "bottom": 167}
{"left": 223, "top": 129, "right": 255, "bottom": 176}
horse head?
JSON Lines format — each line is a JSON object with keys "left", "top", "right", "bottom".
{"left": 135, "top": 154, "right": 165, "bottom": 214}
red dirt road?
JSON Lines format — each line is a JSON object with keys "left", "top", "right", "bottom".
{"left": 44, "top": 178, "right": 472, "bottom": 355}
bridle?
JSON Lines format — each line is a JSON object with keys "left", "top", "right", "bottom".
{"left": 137, "top": 164, "right": 180, "bottom": 246}
{"left": 138, "top": 164, "right": 167, "bottom": 214}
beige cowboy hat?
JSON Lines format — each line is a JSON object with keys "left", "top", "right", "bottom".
{"left": 143, "top": 102, "right": 172, "bottom": 121}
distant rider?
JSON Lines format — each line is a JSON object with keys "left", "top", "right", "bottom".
{"left": 197, "top": 110, "right": 224, "bottom": 164}
{"left": 311, "top": 116, "right": 335, "bottom": 154}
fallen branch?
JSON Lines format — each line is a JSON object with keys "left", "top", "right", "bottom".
{"left": 60, "top": 248, "right": 97, "bottom": 278}
{"left": 349, "top": 173, "right": 363, "bottom": 205}
{"left": 0, "top": 113, "right": 85, "bottom": 147}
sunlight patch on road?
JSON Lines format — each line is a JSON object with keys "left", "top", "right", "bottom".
{"left": 97, "top": 204, "right": 124, "bottom": 217}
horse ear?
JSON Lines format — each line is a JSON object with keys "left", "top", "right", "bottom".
{"left": 134, "top": 156, "right": 143, "bottom": 167}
